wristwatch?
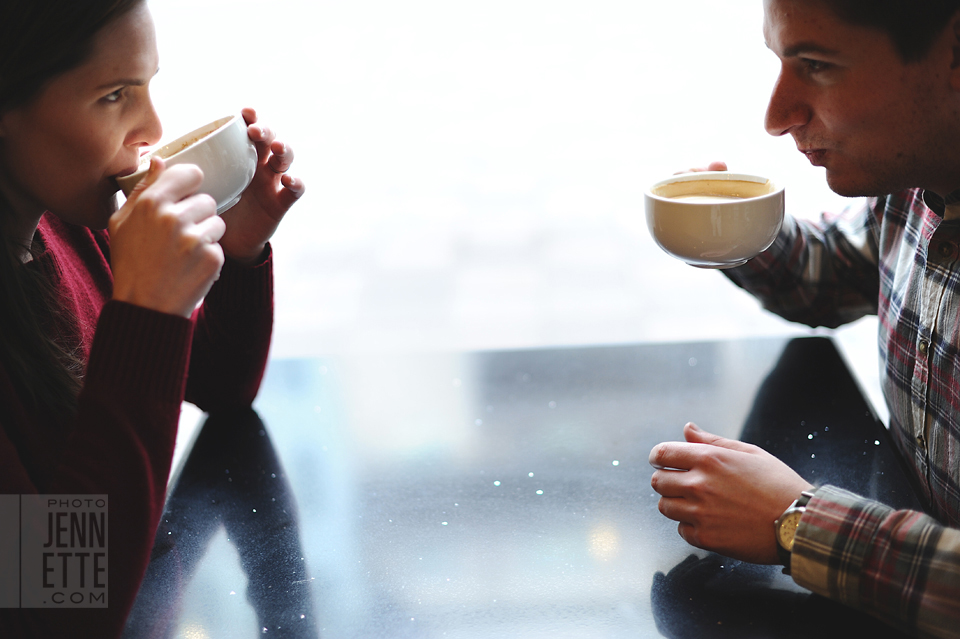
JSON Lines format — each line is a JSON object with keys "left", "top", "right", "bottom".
{"left": 774, "top": 490, "right": 815, "bottom": 574}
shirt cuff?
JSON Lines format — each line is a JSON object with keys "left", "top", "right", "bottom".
{"left": 791, "top": 484, "right": 894, "bottom": 607}
{"left": 84, "top": 300, "right": 194, "bottom": 404}
{"left": 205, "top": 242, "right": 274, "bottom": 310}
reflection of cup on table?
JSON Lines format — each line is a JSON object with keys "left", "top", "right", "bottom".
{"left": 116, "top": 114, "right": 257, "bottom": 214}
{"left": 644, "top": 171, "right": 785, "bottom": 269}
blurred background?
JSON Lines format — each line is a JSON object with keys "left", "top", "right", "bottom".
{"left": 146, "top": 0, "right": 883, "bottom": 420}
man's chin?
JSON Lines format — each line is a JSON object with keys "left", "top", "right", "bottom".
{"left": 824, "top": 170, "right": 888, "bottom": 198}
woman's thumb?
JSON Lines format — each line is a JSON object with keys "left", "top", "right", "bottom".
{"left": 131, "top": 156, "right": 164, "bottom": 197}
{"left": 112, "top": 157, "right": 164, "bottom": 227}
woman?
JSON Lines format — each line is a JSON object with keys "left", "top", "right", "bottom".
{"left": 0, "top": 0, "right": 303, "bottom": 635}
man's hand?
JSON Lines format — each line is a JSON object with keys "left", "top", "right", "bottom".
{"left": 218, "top": 107, "right": 305, "bottom": 264}
{"left": 649, "top": 422, "right": 814, "bottom": 564}
{"left": 675, "top": 161, "right": 728, "bottom": 175}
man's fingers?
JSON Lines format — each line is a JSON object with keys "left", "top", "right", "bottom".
{"left": 674, "top": 161, "right": 728, "bottom": 175}
{"left": 657, "top": 495, "right": 693, "bottom": 521}
{"left": 683, "top": 422, "right": 758, "bottom": 453}
{"left": 651, "top": 468, "right": 692, "bottom": 498}
{"left": 649, "top": 441, "right": 705, "bottom": 471}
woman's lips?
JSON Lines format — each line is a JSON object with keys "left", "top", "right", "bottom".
{"left": 114, "top": 165, "right": 141, "bottom": 179}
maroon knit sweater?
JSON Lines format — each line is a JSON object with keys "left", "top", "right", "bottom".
{"left": 0, "top": 213, "right": 274, "bottom": 637}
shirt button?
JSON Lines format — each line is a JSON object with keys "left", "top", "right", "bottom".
{"left": 940, "top": 243, "right": 953, "bottom": 257}
{"left": 919, "top": 339, "right": 929, "bottom": 354}
{"left": 917, "top": 435, "right": 926, "bottom": 447}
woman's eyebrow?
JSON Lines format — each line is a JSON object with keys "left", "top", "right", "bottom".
{"left": 94, "top": 67, "right": 160, "bottom": 91}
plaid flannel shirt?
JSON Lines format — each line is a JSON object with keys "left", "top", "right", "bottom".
{"left": 726, "top": 189, "right": 960, "bottom": 638}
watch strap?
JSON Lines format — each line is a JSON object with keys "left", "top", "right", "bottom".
{"left": 776, "top": 490, "right": 815, "bottom": 574}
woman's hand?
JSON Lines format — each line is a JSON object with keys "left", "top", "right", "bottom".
{"left": 217, "top": 107, "right": 305, "bottom": 264}
{"left": 110, "top": 157, "right": 226, "bottom": 318}
{"left": 649, "top": 422, "right": 814, "bottom": 564}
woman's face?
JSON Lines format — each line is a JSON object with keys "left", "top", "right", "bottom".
{"left": 0, "top": 2, "right": 162, "bottom": 231}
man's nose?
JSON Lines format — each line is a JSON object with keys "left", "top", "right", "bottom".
{"left": 764, "top": 70, "right": 811, "bottom": 137}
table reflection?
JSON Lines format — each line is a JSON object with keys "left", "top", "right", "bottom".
{"left": 123, "top": 408, "right": 317, "bottom": 638}
{"left": 125, "top": 337, "right": 921, "bottom": 638}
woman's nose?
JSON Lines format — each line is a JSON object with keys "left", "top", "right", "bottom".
{"left": 129, "top": 97, "right": 163, "bottom": 148}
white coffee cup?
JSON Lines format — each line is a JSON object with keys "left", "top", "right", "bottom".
{"left": 116, "top": 114, "right": 257, "bottom": 214}
{"left": 644, "top": 171, "right": 785, "bottom": 268}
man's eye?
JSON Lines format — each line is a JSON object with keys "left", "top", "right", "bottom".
{"left": 103, "top": 88, "right": 124, "bottom": 102}
{"left": 802, "top": 58, "right": 829, "bottom": 73}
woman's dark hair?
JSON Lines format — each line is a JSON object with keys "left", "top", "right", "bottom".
{"left": 824, "top": 0, "right": 960, "bottom": 62}
{"left": 0, "top": 0, "right": 143, "bottom": 414}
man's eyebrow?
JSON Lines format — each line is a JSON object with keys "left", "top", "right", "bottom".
{"left": 779, "top": 42, "right": 841, "bottom": 58}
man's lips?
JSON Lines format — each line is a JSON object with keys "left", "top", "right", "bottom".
{"left": 799, "top": 148, "right": 827, "bottom": 166}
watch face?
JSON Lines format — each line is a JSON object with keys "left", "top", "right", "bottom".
{"left": 777, "top": 511, "right": 803, "bottom": 551}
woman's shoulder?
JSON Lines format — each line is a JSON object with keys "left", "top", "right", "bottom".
{"left": 38, "top": 212, "right": 111, "bottom": 267}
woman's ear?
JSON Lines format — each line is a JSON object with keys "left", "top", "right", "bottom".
{"left": 950, "top": 11, "right": 960, "bottom": 90}
{"left": 0, "top": 108, "right": 12, "bottom": 138}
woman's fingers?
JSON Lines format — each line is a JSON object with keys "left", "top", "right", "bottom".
{"left": 169, "top": 192, "right": 218, "bottom": 225}
{"left": 110, "top": 161, "right": 228, "bottom": 317}
{"left": 276, "top": 173, "right": 305, "bottom": 209}
{"left": 191, "top": 211, "right": 227, "bottom": 245}
{"left": 267, "top": 140, "right": 294, "bottom": 174}
{"left": 247, "top": 122, "right": 278, "bottom": 162}
{"left": 130, "top": 163, "right": 205, "bottom": 214}
{"left": 241, "top": 106, "right": 258, "bottom": 126}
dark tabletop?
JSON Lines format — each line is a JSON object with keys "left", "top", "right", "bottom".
{"left": 123, "top": 336, "right": 921, "bottom": 638}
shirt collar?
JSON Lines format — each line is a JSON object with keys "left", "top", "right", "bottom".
{"left": 922, "top": 189, "right": 960, "bottom": 217}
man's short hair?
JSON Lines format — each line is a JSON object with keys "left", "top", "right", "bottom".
{"left": 825, "top": 0, "right": 960, "bottom": 62}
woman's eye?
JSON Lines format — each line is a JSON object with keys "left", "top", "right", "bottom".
{"left": 103, "top": 88, "right": 124, "bottom": 102}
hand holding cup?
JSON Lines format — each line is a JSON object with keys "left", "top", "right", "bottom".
{"left": 110, "top": 158, "right": 226, "bottom": 318}
{"left": 217, "top": 107, "right": 305, "bottom": 264}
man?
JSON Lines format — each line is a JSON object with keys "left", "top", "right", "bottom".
{"left": 650, "top": 1, "right": 960, "bottom": 637}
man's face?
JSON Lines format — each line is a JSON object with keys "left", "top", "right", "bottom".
{"left": 763, "top": 0, "right": 959, "bottom": 196}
